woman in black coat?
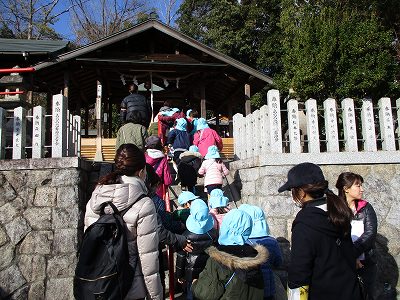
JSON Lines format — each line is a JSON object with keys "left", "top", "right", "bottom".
{"left": 278, "top": 162, "right": 361, "bottom": 300}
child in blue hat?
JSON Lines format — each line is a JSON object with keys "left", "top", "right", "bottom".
{"left": 239, "top": 204, "right": 283, "bottom": 300}
{"left": 208, "top": 188, "right": 230, "bottom": 233}
{"left": 167, "top": 117, "right": 191, "bottom": 166}
{"left": 198, "top": 145, "right": 230, "bottom": 196}
{"left": 192, "top": 209, "right": 268, "bottom": 300}
{"left": 178, "top": 145, "right": 203, "bottom": 194}
{"left": 176, "top": 199, "right": 217, "bottom": 300}
{"left": 172, "top": 191, "right": 200, "bottom": 227}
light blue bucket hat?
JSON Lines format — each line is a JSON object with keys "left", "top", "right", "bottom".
{"left": 189, "top": 145, "right": 199, "bottom": 153}
{"left": 186, "top": 109, "right": 193, "bottom": 118}
{"left": 238, "top": 204, "right": 270, "bottom": 238}
{"left": 210, "top": 188, "right": 224, "bottom": 198}
{"left": 218, "top": 209, "right": 252, "bottom": 245}
{"left": 196, "top": 118, "right": 209, "bottom": 130}
{"left": 175, "top": 118, "right": 187, "bottom": 131}
{"left": 205, "top": 145, "right": 220, "bottom": 159}
{"left": 186, "top": 199, "right": 214, "bottom": 234}
{"left": 161, "top": 107, "right": 180, "bottom": 116}
{"left": 209, "top": 195, "right": 229, "bottom": 209}
{"left": 178, "top": 191, "right": 199, "bottom": 205}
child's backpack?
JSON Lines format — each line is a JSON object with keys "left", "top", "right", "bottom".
{"left": 74, "top": 196, "right": 145, "bottom": 300}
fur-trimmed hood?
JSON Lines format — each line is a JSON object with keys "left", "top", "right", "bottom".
{"left": 207, "top": 244, "right": 268, "bottom": 270}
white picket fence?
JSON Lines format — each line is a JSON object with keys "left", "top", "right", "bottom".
{"left": 0, "top": 94, "right": 81, "bottom": 159}
{"left": 233, "top": 89, "right": 400, "bottom": 163}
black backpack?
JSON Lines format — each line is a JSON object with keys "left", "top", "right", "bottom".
{"left": 74, "top": 195, "right": 145, "bottom": 300}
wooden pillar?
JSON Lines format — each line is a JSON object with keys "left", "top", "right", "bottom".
{"left": 84, "top": 105, "right": 89, "bottom": 137}
{"left": 95, "top": 80, "right": 103, "bottom": 161}
{"left": 107, "top": 100, "right": 112, "bottom": 138}
{"left": 200, "top": 85, "right": 206, "bottom": 118}
{"left": 245, "top": 84, "right": 251, "bottom": 116}
{"left": 63, "top": 71, "right": 69, "bottom": 98}
{"left": 227, "top": 105, "right": 233, "bottom": 137}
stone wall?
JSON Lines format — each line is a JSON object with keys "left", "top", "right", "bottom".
{"left": 230, "top": 158, "right": 400, "bottom": 297}
{"left": 0, "top": 158, "right": 90, "bottom": 300}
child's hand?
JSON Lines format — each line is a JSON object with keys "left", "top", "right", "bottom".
{"left": 184, "top": 240, "right": 193, "bottom": 253}
{"left": 177, "top": 278, "right": 185, "bottom": 284}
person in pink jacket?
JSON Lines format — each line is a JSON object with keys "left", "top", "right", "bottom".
{"left": 208, "top": 188, "right": 230, "bottom": 234}
{"left": 198, "top": 145, "right": 229, "bottom": 196}
{"left": 144, "top": 135, "right": 173, "bottom": 199}
{"left": 193, "top": 118, "right": 223, "bottom": 157}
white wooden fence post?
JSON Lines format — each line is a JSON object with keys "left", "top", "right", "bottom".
{"left": 341, "top": 98, "right": 358, "bottom": 152}
{"left": 361, "top": 98, "right": 377, "bottom": 152}
{"left": 0, "top": 108, "right": 6, "bottom": 159}
{"left": 259, "top": 105, "right": 270, "bottom": 153}
{"left": 13, "top": 106, "right": 26, "bottom": 159}
{"left": 73, "top": 115, "right": 81, "bottom": 157}
{"left": 323, "top": 98, "right": 339, "bottom": 152}
{"left": 52, "top": 94, "right": 68, "bottom": 157}
{"left": 287, "top": 99, "right": 301, "bottom": 153}
{"left": 305, "top": 99, "right": 320, "bottom": 153}
{"left": 267, "top": 89, "right": 282, "bottom": 153}
{"left": 32, "top": 106, "right": 46, "bottom": 158}
{"left": 378, "top": 97, "right": 396, "bottom": 151}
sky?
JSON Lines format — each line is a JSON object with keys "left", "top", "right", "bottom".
{"left": 52, "top": 0, "right": 182, "bottom": 41}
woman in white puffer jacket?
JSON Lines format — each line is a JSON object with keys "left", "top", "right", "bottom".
{"left": 84, "top": 143, "right": 162, "bottom": 300}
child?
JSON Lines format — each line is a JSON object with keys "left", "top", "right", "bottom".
{"left": 166, "top": 118, "right": 191, "bottom": 165}
{"left": 198, "top": 145, "right": 230, "bottom": 195}
{"left": 192, "top": 209, "right": 268, "bottom": 300}
{"left": 115, "top": 110, "right": 148, "bottom": 151}
{"left": 144, "top": 135, "right": 173, "bottom": 199}
{"left": 186, "top": 109, "right": 199, "bottom": 136}
{"left": 172, "top": 191, "right": 200, "bottom": 227}
{"left": 193, "top": 118, "right": 223, "bottom": 157}
{"left": 176, "top": 199, "right": 217, "bottom": 300}
{"left": 208, "top": 188, "right": 230, "bottom": 233}
{"left": 178, "top": 145, "right": 203, "bottom": 193}
{"left": 239, "top": 204, "right": 283, "bottom": 300}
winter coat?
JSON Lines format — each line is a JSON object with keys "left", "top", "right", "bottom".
{"left": 192, "top": 244, "right": 268, "bottom": 300}
{"left": 145, "top": 149, "right": 173, "bottom": 198}
{"left": 198, "top": 159, "right": 229, "bottom": 187}
{"left": 289, "top": 198, "right": 361, "bottom": 300}
{"left": 158, "top": 111, "right": 185, "bottom": 143}
{"left": 178, "top": 150, "right": 202, "bottom": 187}
{"left": 167, "top": 129, "right": 191, "bottom": 152}
{"left": 84, "top": 176, "right": 162, "bottom": 300}
{"left": 116, "top": 123, "right": 148, "bottom": 152}
{"left": 352, "top": 200, "right": 377, "bottom": 264}
{"left": 176, "top": 228, "right": 217, "bottom": 282}
{"left": 193, "top": 127, "right": 223, "bottom": 157}
{"left": 120, "top": 93, "right": 152, "bottom": 127}
{"left": 247, "top": 236, "right": 283, "bottom": 298}
{"left": 209, "top": 207, "right": 230, "bottom": 233}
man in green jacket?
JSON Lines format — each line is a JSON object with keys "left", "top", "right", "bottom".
{"left": 116, "top": 110, "right": 148, "bottom": 152}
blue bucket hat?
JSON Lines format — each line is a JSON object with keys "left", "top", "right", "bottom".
{"left": 210, "top": 188, "right": 224, "bottom": 198}
{"left": 209, "top": 194, "right": 229, "bottom": 209}
{"left": 175, "top": 118, "right": 187, "bottom": 131}
{"left": 218, "top": 209, "right": 252, "bottom": 245}
{"left": 238, "top": 204, "right": 270, "bottom": 238}
{"left": 196, "top": 118, "right": 209, "bottom": 130}
{"left": 178, "top": 191, "right": 199, "bottom": 205}
{"left": 189, "top": 145, "right": 199, "bottom": 153}
{"left": 186, "top": 199, "right": 214, "bottom": 234}
{"left": 205, "top": 145, "right": 220, "bottom": 159}
{"left": 161, "top": 107, "right": 180, "bottom": 116}
{"left": 186, "top": 109, "right": 193, "bottom": 118}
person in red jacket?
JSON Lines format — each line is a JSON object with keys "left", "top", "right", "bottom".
{"left": 193, "top": 118, "right": 223, "bottom": 157}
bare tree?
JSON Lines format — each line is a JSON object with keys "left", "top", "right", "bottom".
{"left": 151, "top": 0, "right": 180, "bottom": 26}
{"left": 0, "top": 0, "right": 71, "bottom": 39}
{"left": 69, "top": 0, "right": 148, "bottom": 45}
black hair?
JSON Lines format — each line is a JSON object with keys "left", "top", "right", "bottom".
{"left": 126, "top": 110, "right": 143, "bottom": 124}
{"left": 335, "top": 172, "right": 364, "bottom": 203}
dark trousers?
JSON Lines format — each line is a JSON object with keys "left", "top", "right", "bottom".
{"left": 206, "top": 184, "right": 222, "bottom": 195}
{"left": 358, "top": 262, "right": 377, "bottom": 300}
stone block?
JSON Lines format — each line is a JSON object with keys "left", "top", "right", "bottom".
{"left": 8, "top": 285, "right": 29, "bottom": 300}
{"left": 56, "top": 186, "right": 78, "bottom": 208}
{"left": 53, "top": 229, "right": 77, "bottom": 254}
{"left": 258, "top": 176, "right": 284, "bottom": 196}
{"left": 26, "top": 170, "right": 53, "bottom": 188}
{"left": 51, "top": 169, "right": 80, "bottom": 187}
{"left": 0, "top": 181, "right": 17, "bottom": 206}
{"left": 267, "top": 218, "right": 288, "bottom": 239}
{"left": 28, "top": 280, "right": 45, "bottom": 300}
{"left": 17, "top": 187, "right": 35, "bottom": 207}
{"left": 19, "top": 231, "right": 53, "bottom": 255}
{"left": 5, "top": 216, "right": 32, "bottom": 245}
{"left": 0, "top": 173, "right": 5, "bottom": 185}
{"left": 18, "top": 255, "right": 46, "bottom": 281}
{"left": 260, "top": 195, "right": 294, "bottom": 218}
{"left": 386, "top": 202, "right": 400, "bottom": 229}
{"left": 0, "top": 225, "right": 8, "bottom": 246}
{"left": 47, "top": 254, "right": 77, "bottom": 278}
{"left": 0, "top": 243, "right": 15, "bottom": 269}
{"left": 241, "top": 181, "right": 256, "bottom": 196}
{"left": 45, "top": 278, "right": 74, "bottom": 300}
{"left": 3, "top": 171, "right": 28, "bottom": 192}
{"left": 23, "top": 207, "right": 52, "bottom": 230}
{"left": 0, "top": 264, "right": 27, "bottom": 298}
{"left": 52, "top": 207, "right": 79, "bottom": 229}
{"left": 238, "top": 168, "right": 260, "bottom": 182}
{"left": 34, "top": 186, "right": 57, "bottom": 207}
{"left": 0, "top": 202, "right": 20, "bottom": 224}
{"left": 259, "top": 165, "right": 291, "bottom": 177}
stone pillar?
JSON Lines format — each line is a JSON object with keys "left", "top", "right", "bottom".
{"left": 259, "top": 105, "right": 270, "bottom": 153}
{"left": 378, "top": 97, "right": 396, "bottom": 151}
{"left": 51, "top": 94, "right": 68, "bottom": 157}
{"left": 267, "top": 89, "right": 282, "bottom": 153}
{"left": 245, "top": 114, "right": 253, "bottom": 158}
{"left": 233, "top": 113, "right": 244, "bottom": 159}
{"left": 13, "top": 106, "right": 27, "bottom": 159}
{"left": 341, "top": 98, "right": 358, "bottom": 152}
{"left": 323, "top": 98, "right": 339, "bottom": 152}
{"left": 305, "top": 99, "right": 320, "bottom": 153}
{"left": 361, "top": 98, "right": 377, "bottom": 152}
{"left": 94, "top": 81, "right": 103, "bottom": 161}
{"left": 287, "top": 99, "right": 301, "bottom": 153}
{"left": 253, "top": 109, "right": 261, "bottom": 157}
{"left": 32, "top": 106, "right": 46, "bottom": 158}
{"left": 397, "top": 98, "right": 400, "bottom": 149}
{"left": 245, "top": 84, "right": 251, "bottom": 116}
{"left": 63, "top": 71, "right": 69, "bottom": 98}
